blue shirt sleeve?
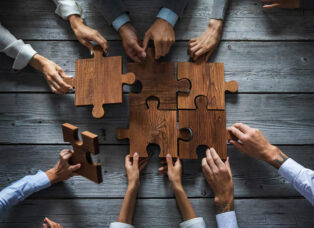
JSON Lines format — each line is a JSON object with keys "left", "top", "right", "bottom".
{"left": 112, "top": 13, "right": 131, "bottom": 31}
{"left": 156, "top": 7, "right": 179, "bottom": 27}
{"left": 0, "top": 170, "right": 51, "bottom": 217}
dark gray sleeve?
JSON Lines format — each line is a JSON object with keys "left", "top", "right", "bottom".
{"left": 300, "top": 0, "right": 314, "bottom": 9}
{"left": 93, "top": 0, "right": 129, "bottom": 25}
{"left": 211, "top": 0, "right": 230, "bottom": 20}
{"left": 161, "top": 0, "right": 190, "bottom": 17}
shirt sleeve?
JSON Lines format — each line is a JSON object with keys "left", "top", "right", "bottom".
{"left": 112, "top": 13, "right": 131, "bottom": 31}
{"left": 211, "top": 0, "right": 230, "bottom": 20}
{"left": 109, "top": 222, "right": 134, "bottom": 228}
{"left": 0, "top": 22, "right": 37, "bottom": 70}
{"left": 278, "top": 158, "right": 314, "bottom": 206}
{"left": 0, "top": 170, "right": 51, "bottom": 217}
{"left": 156, "top": 8, "right": 179, "bottom": 27}
{"left": 51, "top": 0, "right": 84, "bottom": 20}
{"left": 179, "top": 217, "right": 206, "bottom": 228}
{"left": 216, "top": 211, "right": 238, "bottom": 228}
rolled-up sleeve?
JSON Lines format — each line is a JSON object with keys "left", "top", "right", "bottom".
{"left": 0, "top": 23, "right": 37, "bottom": 70}
{"left": 109, "top": 222, "right": 134, "bottom": 228}
{"left": 216, "top": 211, "right": 238, "bottom": 228}
{"left": 52, "top": 0, "right": 84, "bottom": 20}
{"left": 179, "top": 217, "right": 206, "bottom": 228}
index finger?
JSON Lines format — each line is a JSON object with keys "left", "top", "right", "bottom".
{"left": 210, "top": 148, "right": 224, "bottom": 168}
{"left": 94, "top": 33, "right": 108, "bottom": 54}
{"left": 233, "top": 123, "right": 251, "bottom": 133}
{"left": 228, "top": 126, "right": 246, "bottom": 141}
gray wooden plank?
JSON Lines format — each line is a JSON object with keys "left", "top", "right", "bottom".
{"left": 1, "top": 198, "right": 314, "bottom": 227}
{"left": 0, "top": 145, "right": 313, "bottom": 198}
{"left": 0, "top": 0, "right": 313, "bottom": 41}
{"left": 0, "top": 93, "right": 313, "bottom": 144}
{"left": 1, "top": 41, "right": 314, "bottom": 93}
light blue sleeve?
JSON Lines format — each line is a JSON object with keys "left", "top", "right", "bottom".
{"left": 179, "top": 217, "right": 206, "bottom": 228}
{"left": 109, "top": 222, "right": 134, "bottom": 228}
{"left": 216, "top": 211, "right": 238, "bottom": 228}
{"left": 279, "top": 158, "right": 314, "bottom": 206}
{"left": 156, "top": 8, "right": 179, "bottom": 27}
{"left": 0, "top": 170, "right": 51, "bottom": 217}
{"left": 112, "top": 13, "right": 131, "bottom": 31}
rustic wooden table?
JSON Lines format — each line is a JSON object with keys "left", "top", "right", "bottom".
{"left": 1, "top": 0, "right": 314, "bottom": 227}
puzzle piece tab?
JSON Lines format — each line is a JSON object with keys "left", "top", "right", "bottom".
{"left": 116, "top": 99, "right": 191, "bottom": 158}
{"left": 64, "top": 45, "right": 135, "bottom": 118}
{"left": 127, "top": 48, "right": 190, "bottom": 110}
{"left": 178, "top": 96, "right": 228, "bottom": 159}
{"left": 178, "top": 62, "right": 238, "bottom": 110}
{"left": 62, "top": 123, "right": 102, "bottom": 183}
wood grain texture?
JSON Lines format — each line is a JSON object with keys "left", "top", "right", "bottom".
{"left": 62, "top": 123, "right": 102, "bottom": 183}
{"left": 116, "top": 99, "right": 190, "bottom": 157}
{"left": 179, "top": 96, "right": 228, "bottom": 159}
{"left": 127, "top": 48, "right": 190, "bottom": 110}
{"left": 2, "top": 198, "right": 314, "bottom": 228}
{"left": 66, "top": 45, "right": 135, "bottom": 118}
{"left": 178, "top": 62, "right": 238, "bottom": 110}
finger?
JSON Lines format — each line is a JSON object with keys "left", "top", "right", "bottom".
{"left": 158, "top": 166, "right": 168, "bottom": 174}
{"left": 228, "top": 126, "right": 246, "bottom": 141}
{"left": 154, "top": 40, "right": 162, "bottom": 59}
{"left": 206, "top": 148, "right": 218, "bottom": 171}
{"left": 205, "top": 49, "right": 214, "bottom": 62}
{"left": 43, "top": 224, "right": 48, "bottom": 228}
{"left": 94, "top": 33, "right": 109, "bottom": 54}
{"left": 69, "top": 163, "right": 81, "bottom": 172}
{"left": 139, "top": 160, "right": 148, "bottom": 171}
{"left": 189, "top": 38, "right": 197, "bottom": 43}
{"left": 229, "top": 139, "right": 245, "bottom": 152}
{"left": 133, "top": 152, "right": 139, "bottom": 168}
{"left": 44, "top": 217, "right": 55, "bottom": 226}
{"left": 54, "top": 73, "right": 71, "bottom": 93}
{"left": 225, "top": 156, "right": 232, "bottom": 176}
{"left": 79, "top": 38, "right": 94, "bottom": 51}
{"left": 194, "top": 47, "right": 208, "bottom": 59}
{"left": 61, "top": 150, "right": 73, "bottom": 161}
{"left": 164, "top": 40, "right": 173, "bottom": 57}
{"left": 125, "top": 154, "right": 132, "bottom": 167}
{"left": 210, "top": 148, "right": 224, "bottom": 168}
{"left": 202, "top": 157, "right": 212, "bottom": 176}
{"left": 190, "top": 43, "right": 201, "bottom": 54}
{"left": 174, "top": 157, "right": 181, "bottom": 168}
{"left": 233, "top": 123, "right": 251, "bottom": 134}
{"left": 263, "top": 3, "right": 280, "bottom": 9}
{"left": 60, "top": 149, "right": 70, "bottom": 157}
{"left": 143, "top": 33, "right": 151, "bottom": 50}
{"left": 166, "top": 154, "right": 173, "bottom": 168}
{"left": 50, "top": 79, "right": 64, "bottom": 94}
{"left": 58, "top": 71, "right": 73, "bottom": 89}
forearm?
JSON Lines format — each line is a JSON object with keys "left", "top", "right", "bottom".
{"left": 173, "top": 184, "right": 197, "bottom": 221}
{"left": 117, "top": 185, "right": 138, "bottom": 224}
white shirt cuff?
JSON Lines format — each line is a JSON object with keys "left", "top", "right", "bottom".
{"left": 278, "top": 158, "right": 304, "bottom": 184}
{"left": 109, "top": 222, "right": 134, "bottom": 228}
{"left": 2, "top": 39, "right": 37, "bottom": 70}
{"left": 54, "top": 0, "right": 84, "bottom": 20}
{"left": 179, "top": 217, "right": 206, "bottom": 228}
{"left": 156, "top": 8, "right": 179, "bottom": 27}
{"left": 216, "top": 211, "right": 238, "bottom": 228}
{"left": 112, "top": 13, "right": 131, "bottom": 31}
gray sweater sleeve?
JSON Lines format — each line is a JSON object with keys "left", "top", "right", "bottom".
{"left": 300, "top": 0, "right": 314, "bottom": 9}
{"left": 161, "top": 0, "right": 190, "bottom": 18}
{"left": 211, "top": 0, "right": 230, "bottom": 20}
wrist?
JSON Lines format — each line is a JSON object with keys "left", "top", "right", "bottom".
{"left": 171, "top": 181, "right": 183, "bottom": 192}
{"left": 45, "top": 168, "right": 59, "bottom": 185}
{"left": 264, "top": 145, "right": 281, "bottom": 163}
{"left": 214, "top": 197, "right": 234, "bottom": 214}
{"left": 208, "top": 19, "right": 223, "bottom": 29}
{"left": 266, "top": 146, "right": 289, "bottom": 169}
{"left": 29, "top": 54, "right": 46, "bottom": 71}
{"left": 127, "top": 181, "right": 140, "bottom": 192}
{"left": 69, "top": 15, "right": 83, "bottom": 29}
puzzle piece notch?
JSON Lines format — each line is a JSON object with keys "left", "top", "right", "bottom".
{"left": 64, "top": 45, "right": 136, "bottom": 119}
{"left": 177, "top": 62, "right": 238, "bottom": 110}
{"left": 178, "top": 95, "right": 228, "bottom": 159}
{"left": 116, "top": 98, "right": 191, "bottom": 158}
{"left": 62, "top": 123, "right": 102, "bottom": 183}
{"left": 127, "top": 48, "right": 190, "bottom": 110}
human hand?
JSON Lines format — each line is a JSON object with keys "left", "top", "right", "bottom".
{"left": 125, "top": 152, "right": 148, "bottom": 190}
{"left": 143, "top": 19, "right": 175, "bottom": 59}
{"left": 202, "top": 148, "right": 234, "bottom": 214}
{"left": 43, "top": 217, "right": 63, "bottom": 228}
{"left": 69, "top": 15, "right": 108, "bottom": 53}
{"left": 158, "top": 154, "right": 182, "bottom": 190}
{"left": 45, "top": 149, "right": 81, "bottom": 184}
{"left": 228, "top": 123, "right": 288, "bottom": 168}
{"left": 261, "top": 0, "right": 300, "bottom": 9}
{"left": 29, "top": 54, "right": 72, "bottom": 94}
{"left": 189, "top": 19, "right": 223, "bottom": 61}
{"left": 119, "top": 23, "right": 146, "bottom": 63}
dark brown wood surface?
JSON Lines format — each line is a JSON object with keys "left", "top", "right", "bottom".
{"left": 127, "top": 48, "right": 190, "bottom": 110}
{"left": 178, "top": 62, "right": 238, "bottom": 110}
{"left": 116, "top": 99, "right": 190, "bottom": 158}
{"left": 179, "top": 96, "right": 228, "bottom": 159}
{"left": 65, "top": 45, "right": 135, "bottom": 118}
{"left": 62, "top": 123, "right": 102, "bottom": 183}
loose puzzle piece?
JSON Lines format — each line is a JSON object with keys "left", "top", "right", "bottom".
{"left": 116, "top": 99, "right": 191, "bottom": 158}
{"left": 62, "top": 123, "right": 102, "bottom": 183}
{"left": 127, "top": 48, "right": 190, "bottom": 110}
{"left": 178, "top": 96, "right": 228, "bottom": 159}
{"left": 64, "top": 45, "right": 136, "bottom": 119}
{"left": 178, "top": 62, "right": 238, "bottom": 110}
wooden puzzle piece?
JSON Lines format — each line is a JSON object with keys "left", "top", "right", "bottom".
{"left": 64, "top": 45, "right": 136, "bottom": 118}
{"left": 127, "top": 48, "right": 190, "bottom": 110}
{"left": 178, "top": 62, "right": 238, "bottom": 110}
{"left": 178, "top": 96, "right": 228, "bottom": 159}
{"left": 62, "top": 123, "right": 102, "bottom": 183}
{"left": 116, "top": 99, "right": 191, "bottom": 158}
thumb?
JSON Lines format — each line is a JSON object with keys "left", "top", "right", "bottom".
{"left": 69, "top": 163, "right": 81, "bottom": 172}
{"left": 166, "top": 154, "right": 173, "bottom": 168}
{"left": 143, "top": 33, "right": 151, "bottom": 50}
{"left": 133, "top": 152, "right": 139, "bottom": 168}
{"left": 225, "top": 157, "right": 232, "bottom": 176}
